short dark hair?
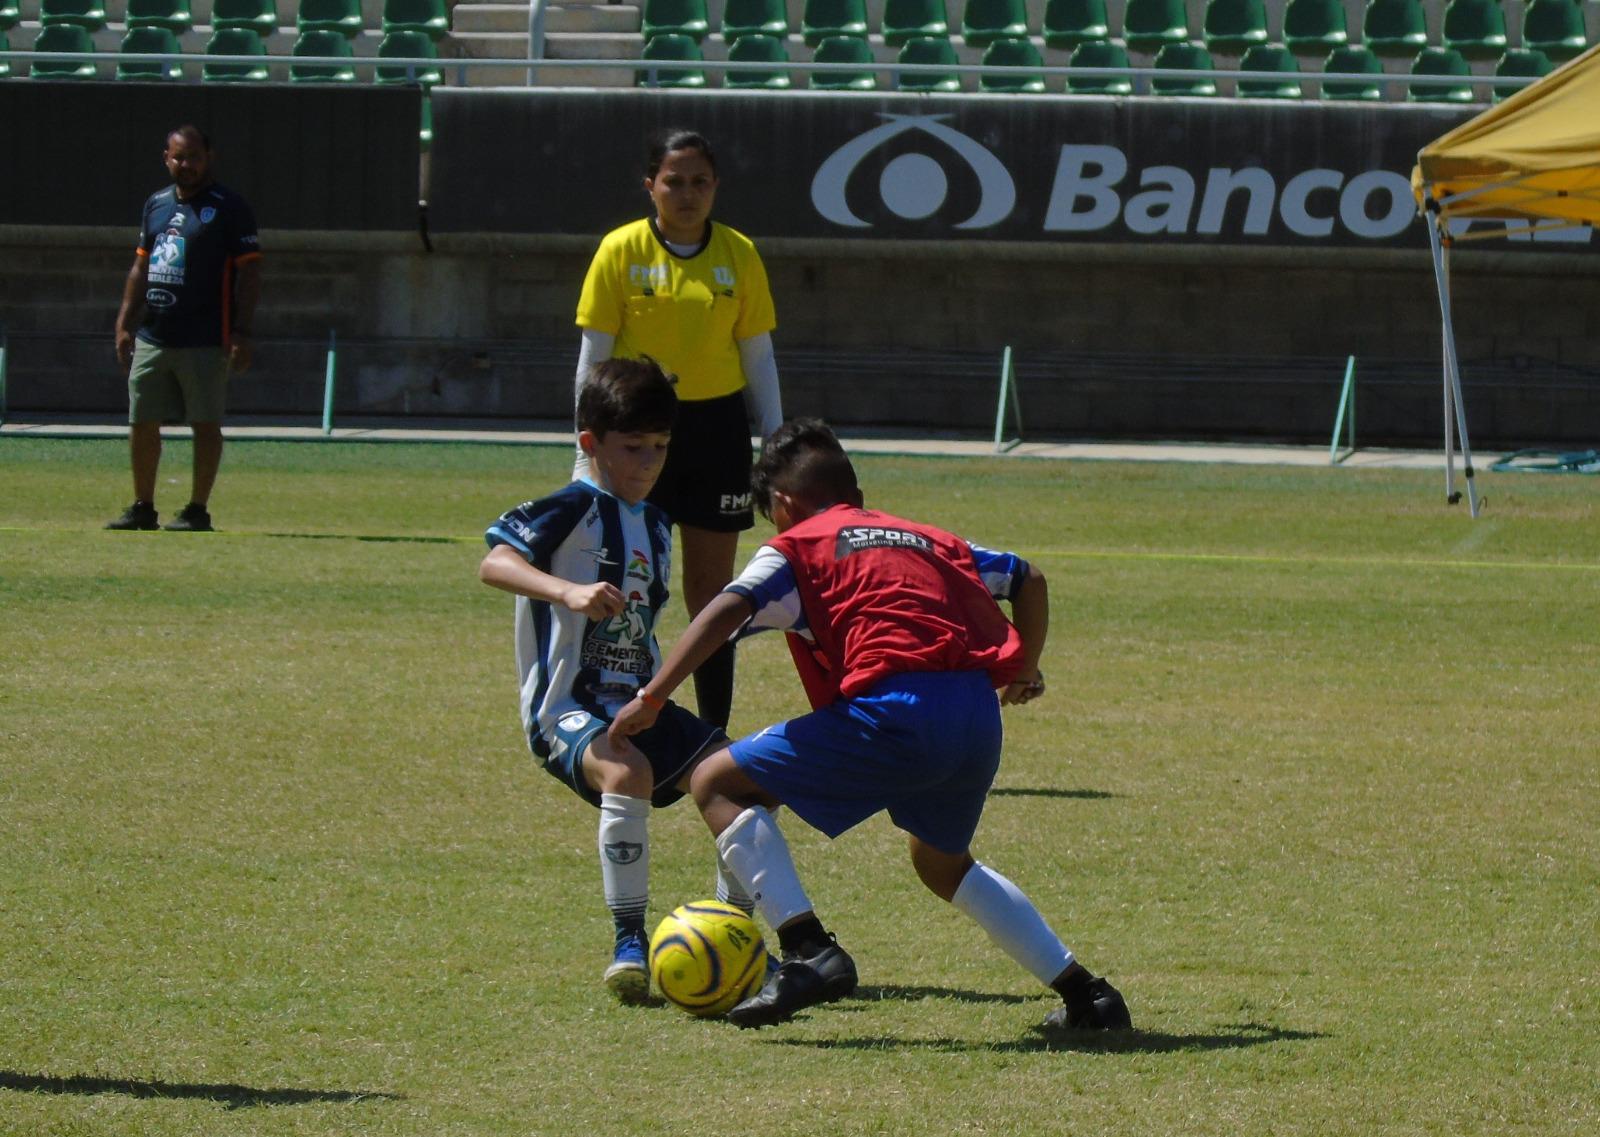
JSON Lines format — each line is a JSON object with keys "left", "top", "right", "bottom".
{"left": 751, "top": 418, "right": 860, "bottom": 520}
{"left": 167, "top": 124, "right": 211, "bottom": 151}
{"left": 577, "top": 357, "right": 678, "bottom": 437}
{"left": 646, "top": 129, "right": 716, "bottom": 179}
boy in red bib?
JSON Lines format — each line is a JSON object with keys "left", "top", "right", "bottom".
{"left": 610, "top": 419, "right": 1130, "bottom": 1032}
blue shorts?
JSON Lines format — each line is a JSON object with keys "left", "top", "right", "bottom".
{"left": 729, "top": 670, "right": 1003, "bottom": 855}
{"left": 534, "top": 702, "right": 727, "bottom": 808}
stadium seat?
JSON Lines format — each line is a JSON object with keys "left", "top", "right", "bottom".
{"left": 39, "top": 0, "right": 106, "bottom": 30}
{"left": 1408, "top": 44, "right": 1474, "bottom": 101}
{"left": 1152, "top": 40, "right": 1217, "bottom": 93}
{"left": 1492, "top": 45, "right": 1551, "bottom": 99}
{"left": 210, "top": 0, "right": 278, "bottom": 37}
{"left": 961, "top": 0, "right": 1028, "bottom": 48}
{"left": 1202, "top": 0, "right": 1269, "bottom": 53}
{"left": 1121, "top": 0, "right": 1190, "bottom": 53}
{"left": 298, "top": 0, "right": 363, "bottom": 36}
{"left": 895, "top": 34, "right": 960, "bottom": 90}
{"left": 203, "top": 27, "right": 270, "bottom": 80}
{"left": 1238, "top": 42, "right": 1302, "bottom": 96}
{"left": 1522, "top": 0, "right": 1588, "bottom": 63}
{"left": 641, "top": 0, "right": 709, "bottom": 42}
{"left": 0, "top": 29, "right": 8, "bottom": 79}
{"left": 0, "top": 0, "right": 16, "bottom": 30}
{"left": 377, "top": 28, "right": 442, "bottom": 83}
{"left": 979, "top": 34, "right": 1045, "bottom": 90}
{"left": 291, "top": 27, "right": 357, "bottom": 80}
{"left": 881, "top": 0, "right": 948, "bottom": 47}
{"left": 725, "top": 32, "right": 790, "bottom": 87}
{"left": 801, "top": 0, "right": 868, "bottom": 46}
{"left": 636, "top": 31, "right": 706, "bottom": 85}
{"left": 1442, "top": 0, "right": 1507, "bottom": 61}
{"left": 382, "top": 0, "right": 448, "bottom": 39}
{"left": 1282, "top": 0, "right": 1347, "bottom": 56}
{"left": 125, "top": 0, "right": 192, "bottom": 33}
{"left": 720, "top": 0, "right": 788, "bottom": 44}
{"left": 31, "top": 23, "right": 98, "bottom": 76}
{"left": 1362, "top": 0, "right": 1429, "bottom": 58}
{"left": 812, "top": 33, "right": 876, "bottom": 88}
{"left": 117, "top": 25, "right": 184, "bottom": 79}
{"left": 1043, "top": 0, "right": 1109, "bottom": 51}
{"left": 1320, "top": 42, "right": 1383, "bottom": 98}
{"left": 1066, "top": 36, "right": 1132, "bottom": 91}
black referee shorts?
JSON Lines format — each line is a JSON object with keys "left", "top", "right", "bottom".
{"left": 648, "top": 391, "right": 755, "bottom": 532}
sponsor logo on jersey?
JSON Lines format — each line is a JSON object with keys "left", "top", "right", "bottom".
{"left": 628, "top": 263, "right": 670, "bottom": 289}
{"left": 625, "top": 548, "right": 652, "bottom": 582}
{"left": 719, "top": 491, "right": 752, "bottom": 514}
{"left": 558, "top": 711, "right": 593, "bottom": 733}
{"left": 200, "top": 206, "right": 216, "bottom": 224}
{"left": 583, "top": 545, "right": 616, "bottom": 566}
{"left": 584, "top": 595, "right": 653, "bottom": 676}
{"left": 145, "top": 288, "right": 178, "bottom": 310}
{"left": 148, "top": 232, "right": 186, "bottom": 284}
{"left": 713, "top": 266, "right": 735, "bottom": 287}
{"left": 835, "top": 525, "right": 934, "bottom": 557}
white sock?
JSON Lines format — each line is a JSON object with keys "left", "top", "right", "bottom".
{"left": 950, "top": 861, "right": 1074, "bottom": 987}
{"left": 715, "top": 806, "right": 814, "bottom": 931}
{"left": 599, "top": 793, "right": 650, "bottom": 936}
{"left": 715, "top": 849, "right": 756, "bottom": 916}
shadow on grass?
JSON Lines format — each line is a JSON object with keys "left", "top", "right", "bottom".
{"left": 856, "top": 985, "right": 1037, "bottom": 1006}
{"left": 0, "top": 1070, "right": 403, "bottom": 1111}
{"left": 767, "top": 1020, "right": 1327, "bottom": 1055}
{"left": 260, "top": 531, "right": 462, "bottom": 545}
{"left": 989, "top": 787, "right": 1116, "bottom": 800}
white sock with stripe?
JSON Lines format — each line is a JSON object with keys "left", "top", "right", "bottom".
{"left": 950, "top": 861, "right": 1074, "bottom": 987}
{"left": 598, "top": 793, "right": 650, "bottom": 939}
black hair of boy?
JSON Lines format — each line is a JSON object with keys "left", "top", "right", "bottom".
{"left": 578, "top": 357, "right": 678, "bottom": 437}
{"left": 750, "top": 417, "right": 861, "bottom": 521}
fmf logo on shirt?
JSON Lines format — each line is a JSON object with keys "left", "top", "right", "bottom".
{"left": 629, "top": 264, "right": 669, "bottom": 288}
{"left": 835, "top": 526, "right": 934, "bottom": 557}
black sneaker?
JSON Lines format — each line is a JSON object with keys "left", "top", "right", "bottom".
{"left": 725, "top": 940, "right": 857, "bottom": 1029}
{"left": 163, "top": 502, "right": 214, "bottom": 532}
{"left": 105, "top": 502, "right": 159, "bottom": 531}
{"left": 1043, "top": 976, "right": 1131, "bottom": 1031}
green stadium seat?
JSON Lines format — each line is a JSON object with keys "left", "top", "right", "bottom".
{"left": 117, "top": 25, "right": 185, "bottom": 79}
{"left": 882, "top": 0, "right": 948, "bottom": 47}
{"left": 0, "top": 29, "right": 8, "bottom": 78}
{"left": 125, "top": 0, "right": 192, "bottom": 33}
{"left": 720, "top": 0, "right": 788, "bottom": 43}
{"left": 1152, "top": 40, "right": 1217, "bottom": 94}
{"left": 0, "top": 1, "right": 17, "bottom": 31}
{"left": 812, "top": 33, "right": 876, "bottom": 88}
{"left": 1492, "top": 45, "right": 1551, "bottom": 100}
{"left": 895, "top": 33, "right": 960, "bottom": 90}
{"left": 210, "top": 0, "right": 278, "bottom": 37}
{"left": 39, "top": 0, "right": 106, "bottom": 30}
{"left": 203, "top": 27, "right": 269, "bottom": 80}
{"left": 1067, "top": 36, "right": 1132, "bottom": 91}
{"left": 1043, "top": 0, "right": 1108, "bottom": 51}
{"left": 962, "top": 0, "right": 1028, "bottom": 48}
{"left": 1522, "top": 0, "right": 1588, "bottom": 63}
{"left": 979, "top": 34, "right": 1045, "bottom": 90}
{"left": 1321, "top": 42, "right": 1383, "bottom": 98}
{"left": 642, "top": 0, "right": 709, "bottom": 42}
{"left": 291, "top": 27, "right": 357, "bottom": 80}
{"left": 1122, "top": 0, "right": 1189, "bottom": 53}
{"left": 1409, "top": 44, "right": 1474, "bottom": 101}
{"left": 1363, "top": 0, "right": 1429, "bottom": 58}
{"left": 1282, "top": 0, "right": 1347, "bottom": 56}
{"left": 298, "top": 0, "right": 363, "bottom": 36}
{"left": 1238, "top": 41, "right": 1302, "bottom": 96}
{"left": 1202, "top": 0, "right": 1269, "bottom": 52}
{"left": 725, "top": 32, "right": 790, "bottom": 87}
{"left": 377, "top": 28, "right": 442, "bottom": 83}
{"left": 418, "top": 92, "right": 432, "bottom": 150}
{"left": 1442, "top": 0, "right": 1507, "bottom": 61}
{"left": 382, "top": 0, "right": 448, "bottom": 39}
{"left": 801, "top": 0, "right": 867, "bottom": 47}
{"left": 31, "top": 23, "right": 98, "bottom": 77}
{"left": 636, "top": 31, "right": 706, "bottom": 85}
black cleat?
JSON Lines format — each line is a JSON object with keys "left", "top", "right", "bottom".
{"left": 1043, "top": 976, "right": 1131, "bottom": 1031}
{"left": 105, "top": 502, "right": 159, "bottom": 531}
{"left": 163, "top": 502, "right": 214, "bottom": 532}
{"left": 726, "top": 941, "right": 857, "bottom": 1028}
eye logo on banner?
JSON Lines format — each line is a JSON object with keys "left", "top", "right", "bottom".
{"left": 811, "top": 114, "right": 1016, "bottom": 231}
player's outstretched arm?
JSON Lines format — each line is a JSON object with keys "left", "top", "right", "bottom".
{"left": 478, "top": 544, "right": 624, "bottom": 620}
{"left": 608, "top": 591, "right": 752, "bottom": 743}
{"left": 1001, "top": 564, "right": 1049, "bottom": 706}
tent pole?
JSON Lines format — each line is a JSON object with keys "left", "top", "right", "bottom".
{"left": 1425, "top": 207, "right": 1481, "bottom": 517}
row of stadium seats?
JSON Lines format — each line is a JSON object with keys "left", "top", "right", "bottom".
{"left": 640, "top": 0, "right": 1593, "bottom": 62}
{"left": 637, "top": 29, "right": 1557, "bottom": 94}
{"left": 0, "top": 0, "right": 447, "bottom": 37}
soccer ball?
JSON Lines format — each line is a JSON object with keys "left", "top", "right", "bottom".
{"left": 649, "top": 901, "right": 767, "bottom": 1018}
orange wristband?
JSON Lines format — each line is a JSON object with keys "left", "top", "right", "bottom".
{"left": 637, "top": 690, "right": 665, "bottom": 710}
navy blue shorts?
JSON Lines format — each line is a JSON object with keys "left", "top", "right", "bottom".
{"left": 535, "top": 702, "right": 727, "bottom": 808}
{"left": 728, "top": 670, "right": 1003, "bottom": 854}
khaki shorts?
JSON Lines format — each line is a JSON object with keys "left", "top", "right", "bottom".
{"left": 128, "top": 339, "right": 230, "bottom": 425}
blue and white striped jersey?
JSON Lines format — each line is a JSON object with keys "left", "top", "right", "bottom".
{"left": 485, "top": 480, "right": 674, "bottom": 751}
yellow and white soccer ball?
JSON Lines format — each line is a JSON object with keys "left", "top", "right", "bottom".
{"left": 650, "top": 901, "right": 767, "bottom": 1018}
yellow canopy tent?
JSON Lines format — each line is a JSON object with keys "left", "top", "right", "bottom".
{"left": 1410, "top": 44, "right": 1600, "bottom": 516}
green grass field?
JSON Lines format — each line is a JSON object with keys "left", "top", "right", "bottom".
{"left": 2, "top": 437, "right": 1596, "bottom": 1137}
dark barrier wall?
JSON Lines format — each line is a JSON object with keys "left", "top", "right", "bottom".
{"left": 0, "top": 85, "right": 421, "bottom": 231}
{"left": 430, "top": 90, "right": 1591, "bottom": 253}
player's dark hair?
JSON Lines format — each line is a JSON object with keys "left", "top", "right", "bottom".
{"left": 578, "top": 357, "right": 678, "bottom": 437}
{"left": 751, "top": 418, "right": 861, "bottom": 520}
{"left": 646, "top": 130, "right": 717, "bottom": 178}
{"left": 167, "top": 124, "right": 211, "bottom": 151}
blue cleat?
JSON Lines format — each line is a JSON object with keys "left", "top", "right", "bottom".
{"left": 604, "top": 930, "right": 651, "bottom": 1005}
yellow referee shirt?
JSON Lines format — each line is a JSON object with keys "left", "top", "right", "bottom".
{"left": 576, "top": 219, "right": 777, "bottom": 402}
